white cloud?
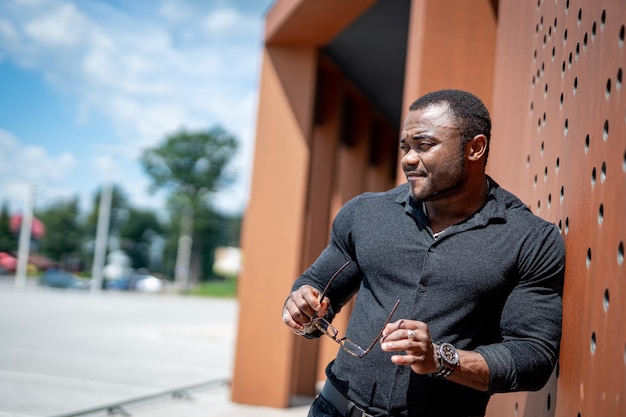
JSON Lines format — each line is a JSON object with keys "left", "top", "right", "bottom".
{"left": 0, "top": 129, "right": 78, "bottom": 210}
{"left": 0, "top": 0, "right": 272, "bottom": 214}
{"left": 204, "top": 8, "right": 240, "bottom": 33}
{"left": 24, "top": 2, "right": 87, "bottom": 47}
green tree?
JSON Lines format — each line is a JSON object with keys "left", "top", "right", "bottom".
{"left": 0, "top": 202, "right": 17, "bottom": 253}
{"left": 140, "top": 126, "right": 238, "bottom": 287}
{"left": 36, "top": 197, "right": 84, "bottom": 268}
{"left": 119, "top": 208, "right": 163, "bottom": 270}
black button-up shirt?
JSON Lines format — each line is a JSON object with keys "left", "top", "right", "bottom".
{"left": 292, "top": 177, "right": 565, "bottom": 417}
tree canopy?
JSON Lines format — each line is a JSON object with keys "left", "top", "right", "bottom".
{"left": 140, "top": 126, "right": 238, "bottom": 210}
{"left": 140, "top": 126, "right": 239, "bottom": 284}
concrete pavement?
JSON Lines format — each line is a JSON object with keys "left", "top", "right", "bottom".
{"left": 0, "top": 279, "right": 311, "bottom": 417}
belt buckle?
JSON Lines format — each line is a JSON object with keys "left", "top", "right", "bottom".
{"left": 348, "top": 403, "right": 373, "bottom": 417}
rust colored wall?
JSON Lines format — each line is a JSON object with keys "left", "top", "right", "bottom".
{"left": 232, "top": 0, "right": 625, "bottom": 415}
{"left": 230, "top": 45, "right": 318, "bottom": 407}
{"left": 486, "top": 0, "right": 625, "bottom": 416}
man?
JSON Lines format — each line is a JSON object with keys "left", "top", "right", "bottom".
{"left": 282, "top": 89, "right": 565, "bottom": 417}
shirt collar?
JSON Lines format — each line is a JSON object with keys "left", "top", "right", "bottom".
{"left": 395, "top": 175, "right": 507, "bottom": 229}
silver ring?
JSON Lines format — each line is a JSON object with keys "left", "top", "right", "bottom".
{"left": 407, "top": 330, "right": 415, "bottom": 341}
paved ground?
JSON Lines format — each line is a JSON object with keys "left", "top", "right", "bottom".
{"left": 0, "top": 278, "right": 311, "bottom": 417}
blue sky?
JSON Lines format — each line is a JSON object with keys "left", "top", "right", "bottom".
{"left": 0, "top": 0, "right": 274, "bottom": 217}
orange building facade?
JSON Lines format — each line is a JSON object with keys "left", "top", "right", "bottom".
{"left": 232, "top": 1, "right": 625, "bottom": 416}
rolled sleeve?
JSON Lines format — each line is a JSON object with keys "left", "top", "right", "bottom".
{"left": 477, "top": 223, "right": 565, "bottom": 393}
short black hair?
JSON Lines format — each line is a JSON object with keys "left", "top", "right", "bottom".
{"left": 409, "top": 89, "right": 491, "bottom": 162}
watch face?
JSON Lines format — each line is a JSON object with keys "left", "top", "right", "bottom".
{"left": 440, "top": 343, "right": 459, "bottom": 366}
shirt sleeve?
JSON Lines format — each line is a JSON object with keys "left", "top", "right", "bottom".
{"left": 475, "top": 222, "right": 565, "bottom": 393}
{"left": 289, "top": 197, "right": 364, "bottom": 337}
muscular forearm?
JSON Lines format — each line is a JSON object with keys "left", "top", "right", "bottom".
{"left": 446, "top": 349, "right": 491, "bottom": 392}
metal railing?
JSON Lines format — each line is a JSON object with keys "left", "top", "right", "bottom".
{"left": 48, "top": 378, "right": 230, "bottom": 417}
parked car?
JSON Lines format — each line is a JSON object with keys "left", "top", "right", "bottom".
{"left": 40, "top": 269, "right": 89, "bottom": 290}
{"left": 104, "top": 271, "right": 165, "bottom": 293}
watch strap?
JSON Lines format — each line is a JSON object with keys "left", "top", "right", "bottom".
{"left": 433, "top": 363, "right": 455, "bottom": 378}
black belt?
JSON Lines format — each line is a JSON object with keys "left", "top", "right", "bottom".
{"left": 320, "top": 380, "right": 374, "bottom": 417}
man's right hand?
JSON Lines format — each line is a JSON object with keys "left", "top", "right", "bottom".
{"left": 282, "top": 285, "right": 329, "bottom": 333}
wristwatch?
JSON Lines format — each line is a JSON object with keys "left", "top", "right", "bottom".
{"left": 433, "top": 342, "right": 460, "bottom": 378}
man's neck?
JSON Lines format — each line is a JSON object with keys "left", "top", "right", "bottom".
{"left": 423, "top": 176, "right": 489, "bottom": 233}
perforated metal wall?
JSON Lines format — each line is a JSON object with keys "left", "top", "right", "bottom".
{"left": 486, "top": 1, "right": 625, "bottom": 416}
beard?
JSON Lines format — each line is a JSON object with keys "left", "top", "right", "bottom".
{"left": 407, "top": 149, "right": 466, "bottom": 202}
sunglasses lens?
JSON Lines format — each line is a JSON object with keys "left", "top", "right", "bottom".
{"left": 316, "top": 318, "right": 339, "bottom": 338}
{"left": 340, "top": 339, "right": 367, "bottom": 357}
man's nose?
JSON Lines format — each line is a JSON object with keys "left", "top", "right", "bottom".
{"left": 402, "top": 149, "right": 420, "bottom": 166}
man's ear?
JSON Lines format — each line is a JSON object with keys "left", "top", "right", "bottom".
{"left": 467, "top": 134, "right": 488, "bottom": 162}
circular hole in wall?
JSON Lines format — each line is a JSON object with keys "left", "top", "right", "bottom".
{"left": 601, "top": 10, "right": 606, "bottom": 29}
{"left": 590, "top": 332, "right": 597, "bottom": 353}
{"left": 585, "top": 134, "right": 590, "bottom": 153}
{"left": 617, "top": 68, "right": 623, "bottom": 89}
{"left": 560, "top": 186, "right": 564, "bottom": 203}
{"left": 560, "top": 92, "right": 564, "bottom": 106}
{"left": 578, "top": 8, "right": 582, "bottom": 25}
{"left": 562, "top": 60, "right": 566, "bottom": 75}
{"left": 586, "top": 248, "right": 592, "bottom": 268}
{"left": 564, "top": 119, "right": 569, "bottom": 135}
{"left": 576, "top": 42, "right": 580, "bottom": 60}
{"left": 620, "top": 25, "right": 625, "bottom": 47}
{"left": 591, "top": 167, "right": 597, "bottom": 186}
{"left": 603, "top": 120, "right": 609, "bottom": 140}
{"left": 618, "top": 241, "right": 624, "bottom": 265}
{"left": 598, "top": 203, "right": 604, "bottom": 225}
{"left": 556, "top": 157, "right": 560, "bottom": 173}
{"left": 606, "top": 78, "right": 612, "bottom": 98}
{"left": 564, "top": 28, "right": 568, "bottom": 44}
{"left": 584, "top": 32, "right": 588, "bottom": 49}
{"left": 603, "top": 289, "right": 609, "bottom": 311}
{"left": 565, "top": 217, "right": 569, "bottom": 234}
{"left": 601, "top": 161, "right": 606, "bottom": 182}
{"left": 573, "top": 77, "right": 578, "bottom": 93}
{"left": 592, "top": 22, "right": 597, "bottom": 39}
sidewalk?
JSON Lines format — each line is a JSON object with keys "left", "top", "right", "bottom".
{"left": 104, "top": 383, "right": 311, "bottom": 417}
{"left": 0, "top": 280, "right": 312, "bottom": 417}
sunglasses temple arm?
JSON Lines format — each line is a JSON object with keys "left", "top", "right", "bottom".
{"left": 363, "top": 299, "right": 401, "bottom": 354}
